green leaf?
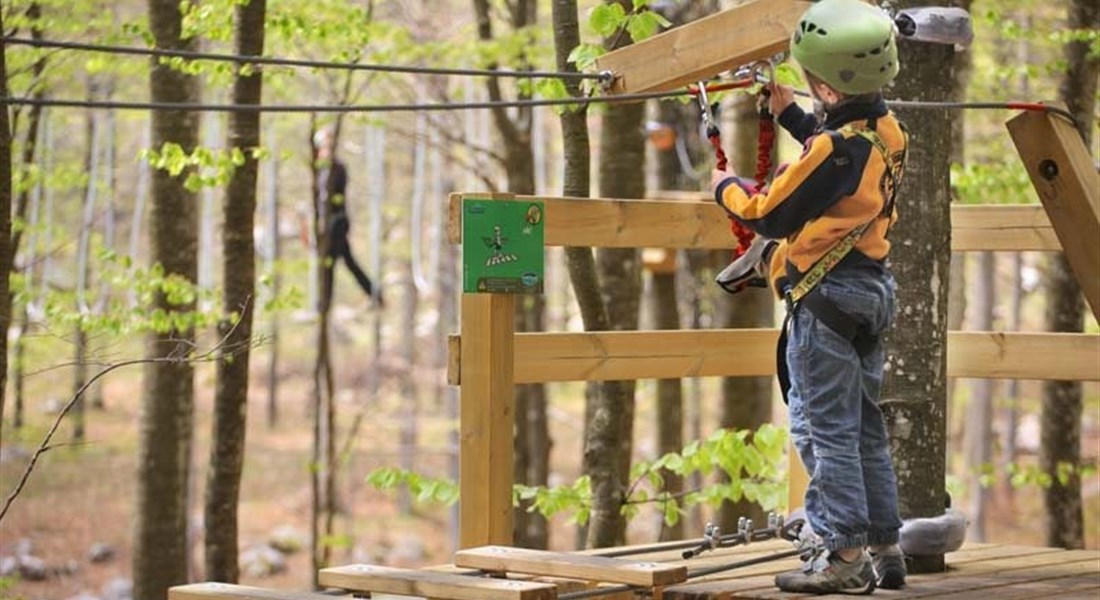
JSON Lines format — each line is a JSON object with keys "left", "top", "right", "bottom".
{"left": 625, "top": 11, "right": 662, "bottom": 43}
{"left": 567, "top": 43, "right": 606, "bottom": 71}
{"left": 590, "top": 3, "right": 627, "bottom": 38}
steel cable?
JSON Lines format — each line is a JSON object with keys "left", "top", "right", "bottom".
{"left": 2, "top": 36, "right": 609, "bottom": 81}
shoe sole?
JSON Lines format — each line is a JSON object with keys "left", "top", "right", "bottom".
{"left": 877, "top": 570, "right": 906, "bottom": 590}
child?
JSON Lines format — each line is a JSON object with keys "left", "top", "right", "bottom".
{"left": 710, "top": 0, "right": 909, "bottom": 593}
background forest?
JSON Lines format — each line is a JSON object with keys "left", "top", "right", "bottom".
{"left": 0, "top": 0, "right": 1097, "bottom": 599}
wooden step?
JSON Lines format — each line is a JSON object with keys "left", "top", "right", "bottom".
{"left": 169, "top": 583, "right": 344, "bottom": 600}
{"left": 319, "top": 563, "right": 558, "bottom": 600}
{"left": 454, "top": 545, "right": 688, "bottom": 587}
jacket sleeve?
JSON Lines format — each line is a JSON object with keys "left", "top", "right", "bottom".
{"left": 714, "top": 132, "right": 870, "bottom": 239}
{"left": 777, "top": 103, "right": 818, "bottom": 144}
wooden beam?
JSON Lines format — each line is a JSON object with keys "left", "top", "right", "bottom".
{"left": 1007, "top": 106, "right": 1100, "bottom": 320}
{"left": 951, "top": 204, "right": 1059, "bottom": 252}
{"left": 788, "top": 441, "right": 810, "bottom": 515}
{"left": 449, "top": 330, "right": 1100, "bottom": 384}
{"left": 946, "top": 331, "right": 1100, "bottom": 381}
{"left": 169, "top": 583, "right": 337, "bottom": 600}
{"left": 454, "top": 546, "right": 687, "bottom": 587}
{"left": 318, "top": 564, "right": 558, "bottom": 600}
{"left": 593, "top": 0, "right": 812, "bottom": 95}
{"left": 448, "top": 194, "right": 1059, "bottom": 252}
{"left": 459, "top": 293, "right": 515, "bottom": 549}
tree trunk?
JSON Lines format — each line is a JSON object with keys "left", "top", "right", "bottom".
{"left": 881, "top": 0, "right": 955, "bottom": 573}
{"left": 265, "top": 125, "right": 280, "bottom": 428}
{"left": 964, "top": 251, "right": 994, "bottom": 542}
{"left": 585, "top": 1, "right": 647, "bottom": 547}
{"left": 652, "top": 99, "right": 690, "bottom": 542}
{"left": 550, "top": 0, "right": 630, "bottom": 550}
{"left": 204, "top": 0, "right": 265, "bottom": 583}
{"left": 74, "top": 91, "right": 101, "bottom": 442}
{"left": 1000, "top": 253, "right": 1023, "bottom": 505}
{"left": 133, "top": 1, "right": 201, "bottom": 597}
{"left": 1041, "top": 0, "right": 1096, "bottom": 550}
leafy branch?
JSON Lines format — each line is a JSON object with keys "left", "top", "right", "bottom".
{"left": 366, "top": 424, "right": 790, "bottom": 530}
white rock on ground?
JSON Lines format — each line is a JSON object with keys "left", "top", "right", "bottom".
{"left": 239, "top": 545, "right": 288, "bottom": 578}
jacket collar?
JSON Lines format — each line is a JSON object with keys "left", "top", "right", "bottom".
{"left": 823, "top": 94, "right": 889, "bottom": 130}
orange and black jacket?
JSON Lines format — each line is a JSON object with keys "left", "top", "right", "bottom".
{"left": 714, "top": 96, "right": 907, "bottom": 296}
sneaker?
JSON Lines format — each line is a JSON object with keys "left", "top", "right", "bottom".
{"left": 775, "top": 549, "right": 876, "bottom": 595}
{"left": 871, "top": 545, "right": 907, "bottom": 589}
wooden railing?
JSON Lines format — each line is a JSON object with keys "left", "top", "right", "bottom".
{"left": 447, "top": 193, "right": 1100, "bottom": 549}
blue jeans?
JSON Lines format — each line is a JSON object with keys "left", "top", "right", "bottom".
{"left": 786, "top": 267, "right": 903, "bottom": 551}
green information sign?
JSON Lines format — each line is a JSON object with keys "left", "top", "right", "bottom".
{"left": 462, "top": 198, "right": 545, "bottom": 294}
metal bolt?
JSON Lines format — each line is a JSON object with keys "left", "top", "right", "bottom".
{"left": 1039, "top": 159, "right": 1059, "bottom": 181}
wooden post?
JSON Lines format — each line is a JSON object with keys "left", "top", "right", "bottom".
{"left": 1007, "top": 106, "right": 1100, "bottom": 321}
{"left": 459, "top": 293, "right": 516, "bottom": 548}
{"left": 594, "top": 0, "right": 811, "bottom": 95}
{"left": 787, "top": 441, "right": 809, "bottom": 515}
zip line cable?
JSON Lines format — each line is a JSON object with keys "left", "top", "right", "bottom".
{"left": 0, "top": 80, "right": 755, "bottom": 112}
{"left": 2, "top": 38, "right": 1078, "bottom": 124}
{"left": 1, "top": 36, "right": 611, "bottom": 82}
{"left": 0, "top": 93, "right": 1081, "bottom": 125}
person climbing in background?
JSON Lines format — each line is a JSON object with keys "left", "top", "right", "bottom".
{"left": 314, "top": 128, "right": 384, "bottom": 310}
{"left": 710, "top": 0, "right": 909, "bottom": 594}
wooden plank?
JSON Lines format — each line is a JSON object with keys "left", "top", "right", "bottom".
{"left": 951, "top": 204, "right": 1060, "bottom": 251}
{"left": 318, "top": 564, "right": 558, "bottom": 600}
{"left": 448, "top": 330, "right": 1100, "bottom": 384}
{"left": 593, "top": 0, "right": 812, "bottom": 95}
{"left": 454, "top": 546, "right": 688, "bottom": 587}
{"left": 736, "top": 550, "right": 1099, "bottom": 599}
{"left": 169, "top": 583, "right": 341, "bottom": 600}
{"left": 459, "top": 293, "right": 515, "bottom": 548}
{"left": 447, "top": 194, "right": 1060, "bottom": 252}
{"left": 661, "top": 544, "right": 1062, "bottom": 599}
{"left": 1007, "top": 106, "right": 1100, "bottom": 320}
{"left": 947, "top": 331, "right": 1100, "bottom": 381}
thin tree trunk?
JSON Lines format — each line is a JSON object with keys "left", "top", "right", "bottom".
{"left": 204, "top": 0, "right": 265, "bottom": 583}
{"left": 882, "top": 0, "right": 956, "bottom": 573}
{"left": 133, "top": 1, "right": 201, "bottom": 597}
{"left": 398, "top": 256, "right": 419, "bottom": 514}
{"left": 1040, "top": 0, "right": 1096, "bottom": 550}
{"left": 551, "top": 0, "right": 631, "bottom": 550}
{"left": 1001, "top": 252, "right": 1023, "bottom": 504}
{"left": 585, "top": 0, "right": 647, "bottom": 547}
{"left": 73, "top": 88, "right": 101, "bottom": 443}
{"left": 265, "top": 125, "right": 280, "bottom": 428}
{"left": 652, "top": 99, "right": 688, "bottom": 542}
{"left": 964, "top": 251, "right": 994, "bottom": 542}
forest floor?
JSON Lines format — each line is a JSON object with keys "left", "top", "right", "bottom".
{"left": 1, "top": 353, "right": 1099, "bottom": 600}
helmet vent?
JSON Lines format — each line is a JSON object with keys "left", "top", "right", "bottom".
{"left": 817, "top": 28, "right": 828, "bottom": 35}
{"left": 855, "top": 52, "right": 867, "bottom": 59}
{"left": 870, "top": 47, "right": 881, "bottom": 55}
{"left": 806, "top": 22, "right": 816, "bottom": 32}
{"left": 839, "top": 69, "right": 855, "bottom": 83}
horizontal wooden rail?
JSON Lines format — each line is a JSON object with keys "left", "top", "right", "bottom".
{"left": 447, "top": 194, "right": 1060, "bottom": 252}
{"left": 449, "top": 330, "right": 1099, "bottom": 384}
{"left": 169, "top": 583, "right": 339, "bottom": 600}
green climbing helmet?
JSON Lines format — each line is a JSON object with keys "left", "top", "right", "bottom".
{"left": 790, "top": 0, "right": 900, "bottom": 95}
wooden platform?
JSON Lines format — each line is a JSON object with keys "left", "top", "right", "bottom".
{"left": 172, "top": 541, "right": 1098, "bottom": 599}
{"left": 635, "top": 540, "right": 1100, "bottom": 599}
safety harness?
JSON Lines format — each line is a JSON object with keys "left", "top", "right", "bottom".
{"left": 775, "top": 117, "right": 908, "bottom": 404}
